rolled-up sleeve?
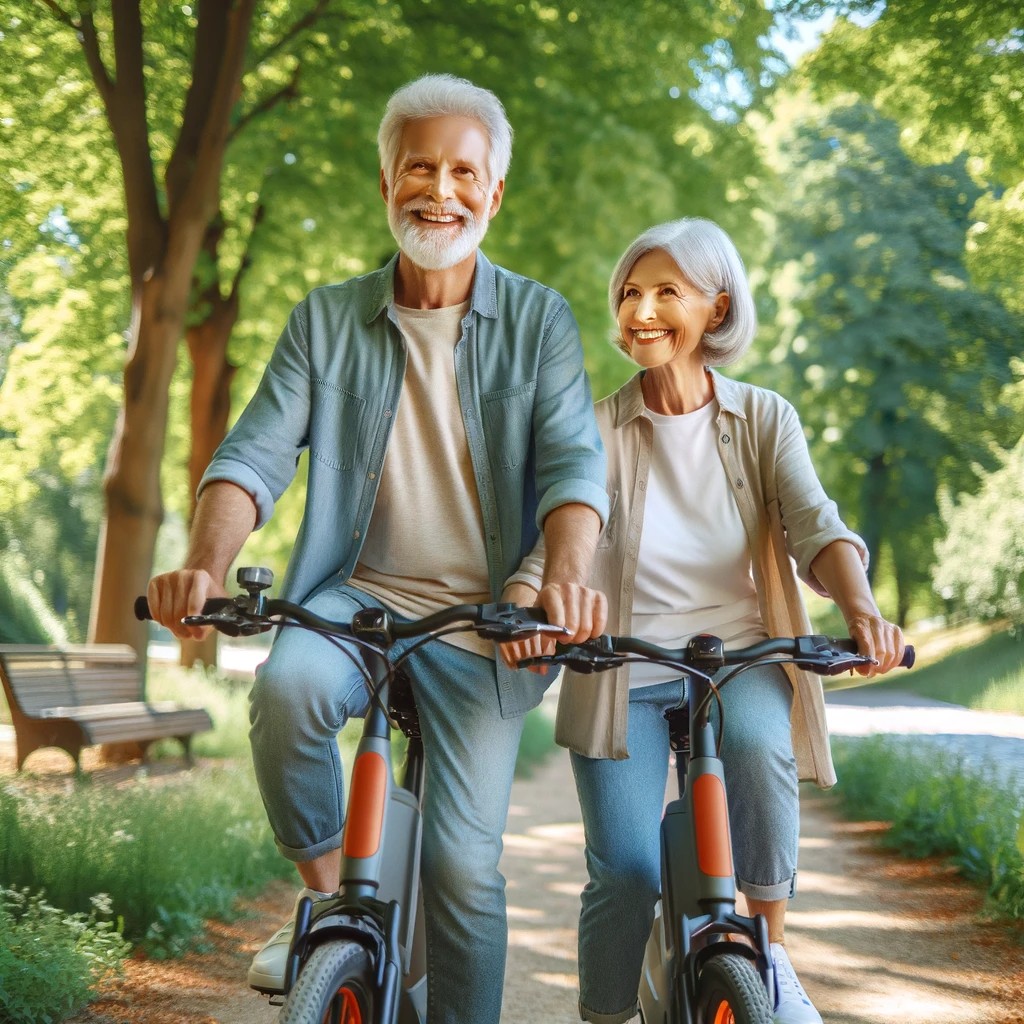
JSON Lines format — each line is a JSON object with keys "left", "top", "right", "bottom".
{"left": 774, "top": 401, "right": 868, "bottom": 595}
{"left": 198, "top": 300, "right": 312, "bottom": 529}
{"left": 532, "top": 301, "right": 609, "bottom": 528}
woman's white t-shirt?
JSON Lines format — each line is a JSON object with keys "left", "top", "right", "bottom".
{"left": 629, "top": 399, "right": 766, "bottom": 687}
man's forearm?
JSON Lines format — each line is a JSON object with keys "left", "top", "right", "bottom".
{"left": 541, "top": 502, "right": 601, "bottom": 587}
{"left": 184, "top": 481, "right": 259, "bottom": 585}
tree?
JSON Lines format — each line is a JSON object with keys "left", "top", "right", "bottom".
{"left": 2, "top": 0, "right": 782, "bottom": 656}
{"left": 934, "top": 437, "right": 1024, "bottom": 630}
{"left": 760, "top": 98, "right": 1020, "bottom": 624}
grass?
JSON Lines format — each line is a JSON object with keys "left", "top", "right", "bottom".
{"left": 0, "top": 763, "right": 293, "bottom": 957}
{"left": 870, "top": 629, "right": 1024, "bottom": 715}
{"left": 830, "top": 735, "right": 1024, "bottom": 923}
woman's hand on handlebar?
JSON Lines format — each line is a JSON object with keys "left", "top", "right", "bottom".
{"left": 147, "top": 569, "right": 228, "bottom": 641}
{"left": 498, "top": 581, "right": 608, "bottom": 673}
{"left": 845, "top": 612, "right": 905, "bottom": 676}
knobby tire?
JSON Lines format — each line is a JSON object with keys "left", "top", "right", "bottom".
{"left": 695, "top": 952, "right": 772, "bottom": 1024}
{"left": 277, "top": 940, "right": 375, "bottom": 1024}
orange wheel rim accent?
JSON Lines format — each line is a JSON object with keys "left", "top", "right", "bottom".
{"left": 712, "top": 1003, "right": 736, "bottom": 1024}
{"left": 327, "top": 986, "right": 362, "bottom": 1024}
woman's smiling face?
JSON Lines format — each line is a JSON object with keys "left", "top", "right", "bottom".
{"left": 616, "top": 248, "right": 726, "bottom": 370}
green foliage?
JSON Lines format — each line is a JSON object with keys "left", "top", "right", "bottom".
{"left": 0, "top": 886, "right": 130, "bottom": 1024}
{"left": 831, "top": 735, "right": 1024, "bottom": 920}
{"left": 758, "top": 96, "right": 1020, "bottom": 621}
{"left": 792, "top": 0, "right": 1024, "bottom": 186}
{"left": 0, "top": 547, "right": 69, "bottom": 644}
{"left": 514, "top": 704, "right": 557, "bottom": 779}
{"left": 0, "top": 764, "right": 292, "bottom": 957}
{"left": 934, "top": 439, "right": 1024, "bottom": 629}
{"left": 1, "top": 0, "right": 781, "bottom": 639}
{"left": 145, "top": 658, "right": 261, "bottom": 761}
{"left": 870, "top": 630, "right": 1024, "bottom": 715}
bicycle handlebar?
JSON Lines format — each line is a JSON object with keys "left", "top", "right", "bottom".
{"left": 134, "top": 593, "right": 563, "bottom": 645}
{"left": 518, "top": 632, "right": 915, "bottom": 677}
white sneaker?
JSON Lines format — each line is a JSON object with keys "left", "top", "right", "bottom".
{"left": 770, "top": 943, "right": 823, "bottom": 1024}
{"left": 248, "top": 888, "right": 329, "bottom": 993}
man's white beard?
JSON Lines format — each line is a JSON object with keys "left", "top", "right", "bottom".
{"left": 388, "top": 197, "right": 490, "bottom": 271}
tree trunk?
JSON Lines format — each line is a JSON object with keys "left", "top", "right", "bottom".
{"left": 179, "top": 268, "right": 238, "bottom": 670}
{"left": 82, "top": 0, "right": 256, "bottom": 665}
{"left": 89, "top": 270, "right": 191, "bottom": 661}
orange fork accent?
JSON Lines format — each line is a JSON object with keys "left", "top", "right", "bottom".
{"left": 692, "top": 774, "right": 734, "bottom": 878}
{"left": 343, "top": 751, "right": 388, "bottom": 859}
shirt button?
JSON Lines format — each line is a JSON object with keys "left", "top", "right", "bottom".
{"left": 353, "top": 530, "right": 361, "bottom": 539}
{"left": 384, "top": 408, "right": 392, "bottom": 418}
{"left": 722, "top": 433, "right": 731, "bottom": 444}
{"left": 368, "top": 471, "right": 376, "bottom": 480}
{"left": 735, "top": 478, "right": 744, "bottom": 489}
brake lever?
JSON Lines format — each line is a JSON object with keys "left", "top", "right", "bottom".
{"left": 182, "top": 607, "right": 273, "bottom": 637}
{"left": 474, "top": 606, "right": 571, "bottom": 642}
{"left": 796, "top": 653, "right": 877, "bottom": 676}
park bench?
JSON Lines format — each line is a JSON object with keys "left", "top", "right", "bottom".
{"left": 0, "top": 643, "right": 213, "bottom": 771}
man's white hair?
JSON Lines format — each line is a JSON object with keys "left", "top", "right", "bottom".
{"left": 377, "top": 74, "right": 513, "bottom": 188}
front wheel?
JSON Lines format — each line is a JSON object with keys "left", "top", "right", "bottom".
{"left": 277, "top": 940, "right": 375, "bottom": 1024}
{"left": 695, "top": 952, "right": 772, "bottom": 1024}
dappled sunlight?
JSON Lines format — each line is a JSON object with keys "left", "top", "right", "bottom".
{"left": 532, "top": 971, "right": 578, "bottom": 990}
{"left": 794, "top": 867, "right": 873, "bottom": 897}
{"left": 788, "top": 908, "right": 940, "bottom": 932}
{"left": 507, "top": 927, "right": 577, "bottom": 960}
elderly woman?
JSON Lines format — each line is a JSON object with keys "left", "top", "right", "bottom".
{"left": 502, "top": 217, "right": 905, "bottom": 1024}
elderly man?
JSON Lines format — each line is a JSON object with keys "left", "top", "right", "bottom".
{"left": 147, "top": 74, "right": 608, "bottom": 1024}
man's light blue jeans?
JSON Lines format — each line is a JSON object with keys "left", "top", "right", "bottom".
{"left": 248, "top": 582, "right": 524, "bottom": 1024}
{"left": 570, "top": 664, "right": 798, "bottom": 1024}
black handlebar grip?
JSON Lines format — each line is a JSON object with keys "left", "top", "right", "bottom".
{"left": 901, "top": 646, "right": 916, "bottom": 669}
{"left": 134, "top": 596, "right": 153, "bottom": 621}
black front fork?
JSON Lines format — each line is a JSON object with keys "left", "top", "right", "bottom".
{"left": 660, "top": 670, "right": 775, "bottom": 1016}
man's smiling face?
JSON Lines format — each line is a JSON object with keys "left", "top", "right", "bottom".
{"left": 383, "top": 115, "right": 504, "bottom": 272}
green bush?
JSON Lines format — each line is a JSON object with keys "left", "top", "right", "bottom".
{"left": 0, "top": 547, "right": 69, "bottom": 645}
{"left": 831, "top": 735, "right": 1024, "bottom": 921}
{"left": 0, "top": 887, "right": 130, "bottom": 1024}
{"left": 0, "top": 765, "right": 292, "bottom": 957}
{"left": 934, "top": 438, "right": 1024, "bottom": 629}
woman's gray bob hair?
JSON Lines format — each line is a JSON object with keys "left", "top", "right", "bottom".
{"left": 608, "top": 217, "right": 757, "bottom": 367}
{"left": 377, "top": 74, "right": 513, "bottom": 189}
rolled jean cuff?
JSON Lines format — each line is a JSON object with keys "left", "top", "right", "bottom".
{"left": 579, "top": 999, "right": 639, "bottom": 1024}
{"left": 738, "top": 872, "right": 796, "bottom": 902}
{"left": 275, "top": 828, "right": 343, "bottom": 863}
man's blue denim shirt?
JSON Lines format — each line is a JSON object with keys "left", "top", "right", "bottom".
{"left": 200, "top": 251, "right": 608, "bottom": 715}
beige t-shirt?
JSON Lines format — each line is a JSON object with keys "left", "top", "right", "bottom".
{"left": 349, "top": 300, "right": 494, "bottom": 658}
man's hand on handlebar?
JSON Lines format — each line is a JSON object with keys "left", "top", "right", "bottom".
{"left": 147, "top": 569, "right": 227, "bottom": 641}
{"left": 498, "top": 581, "right": 607, "bottom": 674}
{"left": 845, "top": 612, "right": 905, "bottom": 676}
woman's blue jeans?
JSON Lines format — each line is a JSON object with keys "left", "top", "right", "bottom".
{"left": 248, "top": 582, "right": 524, "bottom": 1024}
{"left": 570, "top": 664, "right": 798, "bottom": 1024}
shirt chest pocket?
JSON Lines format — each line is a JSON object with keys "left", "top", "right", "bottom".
{"left": 310, "top": 378, "right": 366, "bottom": 472}
{"left": 481, "top": 380, "right": 537, "bottom": 471}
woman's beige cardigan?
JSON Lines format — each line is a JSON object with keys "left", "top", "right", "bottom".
{"left": 511, "top": 371, "right": 868, "bottom": 788}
